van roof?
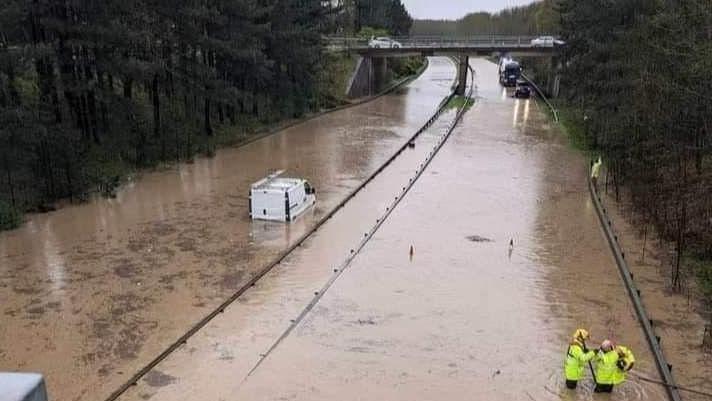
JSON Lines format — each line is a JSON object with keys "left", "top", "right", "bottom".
{"left": 251, "top": 171, "right": 305, "bottom": 192}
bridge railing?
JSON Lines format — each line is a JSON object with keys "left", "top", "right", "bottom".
{"left": 324, "top": 35, "right": 545, "bottom": 50}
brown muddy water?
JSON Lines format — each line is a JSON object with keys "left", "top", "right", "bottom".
{"left": 230, "top": 59, "right": 671, "bottom": 400}
{"left": 0, "top": 58, "right": 456, "bottom": 401}
{"left": 118, "top": 59, "right": 672, "bottom": 401}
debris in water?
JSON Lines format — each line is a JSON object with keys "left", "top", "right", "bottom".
{"left": 144, "top": 370, "right": 177, "bottom": 388}
{"left": 466, "top": 235, "right": 493, "bottom": 243}
{"left": 357, "top": 318, "right": 376, "bottom": 326}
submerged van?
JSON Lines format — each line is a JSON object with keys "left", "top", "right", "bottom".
{"left": 249, "top": 171, "right": 316, "bottom": 222}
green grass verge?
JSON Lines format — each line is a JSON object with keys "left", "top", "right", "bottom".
{"left": 445, "top": 95, "right": 474, "bottom": 112}
{"left": 552, "top": 102, "right": 596, "bottom": 154}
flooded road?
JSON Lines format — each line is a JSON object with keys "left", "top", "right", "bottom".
{"left": 0, "top": 58, "right": 456, "bottom": 401}
{"left": 229, "top": 59, "right": 669, "bottom": 400}
{"left": 120, "top": 59, "right": 670, "bottom": 401}
{"left": 117, "top": 91, "right": 464, "bottom": 401}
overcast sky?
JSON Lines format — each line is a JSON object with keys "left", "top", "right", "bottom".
{"left": 402, "top": 0, "right": 537, "bottom": 20}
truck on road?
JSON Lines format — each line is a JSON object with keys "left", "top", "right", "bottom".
{"left": 499, "top": 58, "right": 522, "bottom": 87}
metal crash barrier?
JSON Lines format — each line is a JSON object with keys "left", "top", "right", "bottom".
{"left": 103, "top": 59, "right": 460, "bottom": 401}
{"left": 529, "top": 68, "right": 681, "bottom": 401}
{"left": 589, "top": 179, "right": 682, "bottom": 401}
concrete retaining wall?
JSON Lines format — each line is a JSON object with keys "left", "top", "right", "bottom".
{"left": 346, "top": 57, "right": 372, "bottom": 98}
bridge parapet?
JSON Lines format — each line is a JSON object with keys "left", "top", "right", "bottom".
{"left": 325, "top": 35, "right": 562, "bottom": 56}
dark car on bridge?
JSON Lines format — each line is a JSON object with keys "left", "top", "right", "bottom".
{"left": 514, "top": 80, "right": 531, "bottom": 98}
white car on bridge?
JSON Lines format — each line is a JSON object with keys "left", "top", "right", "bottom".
{"left": 530, "top": 36, "right": 565, "bottom": 47}
{"left": 368, "top": 37, "right": 402, "bottom": 49}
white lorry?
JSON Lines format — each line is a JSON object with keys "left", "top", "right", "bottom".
{"left": 249, "top": 171, "right": 316, "bottom": 222}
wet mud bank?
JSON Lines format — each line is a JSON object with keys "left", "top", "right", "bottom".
{"left": 0, "top": 58, "right": 456, "bottom": 401}
{"left": 596, "top": 191, "right": 712, "bottom": 401}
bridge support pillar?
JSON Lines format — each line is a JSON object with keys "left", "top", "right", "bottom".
{"left": 371, "top": 57, "right": 388, "bottom": 95}
{"left": 456, "top": 55, "right": 469, "bottom": 96}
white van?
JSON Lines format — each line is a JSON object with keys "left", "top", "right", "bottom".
{"left": 249, "top": 171, "right": 316, "bottom": 222}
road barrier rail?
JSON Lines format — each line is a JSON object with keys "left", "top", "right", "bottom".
{"left": 526, "top": 69, "right": 681, "bottom": 401}
{"left": 245, "top": 61, "right": 476, "bottom": 378}
{"left": 521, "top": 73, "right": 559, "bottom": 122}
{"left": 589, "top": 181, "right": 682, "bottom": 401}
{"left": 104, "top": 58, "right": 459, "bottom": 401}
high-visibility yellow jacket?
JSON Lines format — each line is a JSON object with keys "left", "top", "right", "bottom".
{"left": 595, "top": 350, "right": 620, "bottom": 385}
{"left": 591, "top": 159, "right": 602, "bottom": 179}
{"left": 564, "top": 343, "right": 596, "bottom": 381}
{"left": 613, "top": 346, "right": 635, "bottom": 385}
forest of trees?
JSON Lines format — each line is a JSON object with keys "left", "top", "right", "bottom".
{"left": 332, "top": 0, "right": 412, "bottom": 36}
{"left": 0, "top": 0, "right": 412, "bottom": 229}
{"left": 556, "top": 0, "right": 712, "bottom": 305}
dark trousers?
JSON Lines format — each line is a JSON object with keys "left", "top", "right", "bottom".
{"left": 595, "top": 383, "right": 614, "bottom": 393}
{"left": 565, "top": 380, "right": 578, "bottom": 389}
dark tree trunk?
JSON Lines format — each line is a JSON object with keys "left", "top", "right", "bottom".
{"left": 97, "top": 72, "right": 109, "bottom": 131}
{"left": 124, "top": 78, "right": 133, "bottom": 99}
{"left": 3, "top": 154, "right": 16, "bottom": 206}
{"left": 204, "top": 96, "right": 213, "bottom": 136}
{"left": 152, "top": 73, "right": 161, "bottom": 138}
{"left": 88, "top": 90, "right": 100, "bottom": 144}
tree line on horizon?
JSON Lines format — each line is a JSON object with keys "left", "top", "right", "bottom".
{"left": 410, "top": 1, "right": 559, "bottom": 36}
{"left": 0, "top": 0, "right": 413, "bottom": 229}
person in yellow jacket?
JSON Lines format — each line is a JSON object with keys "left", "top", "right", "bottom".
{"left": 594, "top": 339, "right": 619, "bottom": 393}
{"left": 564, "top": 329, "right": 596, "bottom": 389}
{"left": 613, "top": 345, "right": 635, "bottom": 385}
{"left": 591, "top": 157, "right": 602, "bottom": 191}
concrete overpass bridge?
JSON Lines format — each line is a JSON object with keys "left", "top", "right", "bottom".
{"left": 327, "top": 36, "right": 563, "bottom": 97}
